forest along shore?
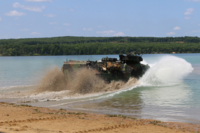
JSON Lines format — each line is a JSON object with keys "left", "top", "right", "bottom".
{"left": 0, "top": 36, "right": 200, "bottom": 56}
{"left": 0, "top": 102, "right": 200, "bottom": 133}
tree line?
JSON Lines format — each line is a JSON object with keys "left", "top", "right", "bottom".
{"left": 0, "top": 36, "right": 200, "bottom": 56}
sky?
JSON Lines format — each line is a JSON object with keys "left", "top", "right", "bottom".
{"left": 0, "top": 0, "right": 200, "bottom": 39}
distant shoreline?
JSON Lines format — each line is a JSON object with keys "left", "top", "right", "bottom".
{"left": 0, "top": 36, "right": 200, "bottom": 56}
{"left": 0, "top": 52, "right": 200, "bottom": 57}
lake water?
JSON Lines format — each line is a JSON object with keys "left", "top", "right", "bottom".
{"left": 0, "top": 53, "right": 200, "bottom": 124}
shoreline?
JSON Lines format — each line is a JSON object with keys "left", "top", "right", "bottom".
{"left": 0, "top": 53, "right": 200, "bottom": 57}
{"left": 0, "top": 102, "right": 200, "bottom": 133}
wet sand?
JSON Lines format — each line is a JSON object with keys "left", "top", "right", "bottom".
{"left": 0, "top": 102, "right": 200, "bottom": 133}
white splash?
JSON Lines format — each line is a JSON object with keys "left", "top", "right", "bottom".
{"left": 139, "top": 55, "right": 193, "bottom": 86}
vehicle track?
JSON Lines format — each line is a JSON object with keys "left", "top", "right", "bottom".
{"left": 0, "top": 117, "right": 148, "bottom": 133}
{"left": 73, "top": 122, "right": 141, "bottom": 133}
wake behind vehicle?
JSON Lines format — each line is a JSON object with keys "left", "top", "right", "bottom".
{"left": 62, "top": 52, "right": 149, "bottom": 83}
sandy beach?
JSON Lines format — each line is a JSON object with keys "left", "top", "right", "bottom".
{"left": 0, "top": 102, "right": 200, "bottom": 133}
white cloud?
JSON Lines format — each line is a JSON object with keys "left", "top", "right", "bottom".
{"left": 113, "top": 32, "right": 125, "bottom": 36}
{"left": 184, "top": 16, "right": 191, "bottom": 19}
{"left": 184, "top": 8, "right": 194, "bottom": 15}
{"left": 166, "top": 32, "right": 175, "bottom": 35}
{"left": 97, "top": 30, "right": 125, "bottom": 36}
{"left": 20, "top": 29, "right": 29, "bottom": 31}
{"left": 174, "top": 27, "right": 181, "bottom": 30}
{"left": 25, "top": 0, "right": 52, "bottom": 2}
{"left": 0, "top": 18, "right": 1, "bottom": 21}
{"left": 31, "top": 32, "right": 41, "bottom": 35}
{"left": 83, "top": 28, "right": 93, "bottom": 31}
{"left": 5, "top": 10, "right": 26, "bottom": 16}
{"left": 96, "top": 30, "right": 115, "bottom": 35}
{"left": 186, "top": 0, "right": 200, "bottom": 2}
{"left": 13, "top": 3, "right": 45, "bottom": 12}
{"left": 44, "top": 14, "right": 55, "bottom": 17}
{"left": 50, "top": 22, "right": 57, "bottom": 24}
{"left": 63, "top": 23, "right": 70, "bottom": 26}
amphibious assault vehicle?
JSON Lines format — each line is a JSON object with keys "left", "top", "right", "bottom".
{"left": 62, "top": 52, "right": 149, "bottom": 83}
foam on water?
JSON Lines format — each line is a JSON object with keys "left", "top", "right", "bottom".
{"left": 139, "top": 55, "right": 193, "bottom": 86}
{"left": 96, "top": 55, "right": 194, "bottom": 99}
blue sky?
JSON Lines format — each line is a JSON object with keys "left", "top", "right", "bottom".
{"left": 0, "top": 0, "right": 200, "bottom": 39}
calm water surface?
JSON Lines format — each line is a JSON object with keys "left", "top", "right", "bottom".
{"left": 0, "top": 53, "right": 200, "bottom": 123}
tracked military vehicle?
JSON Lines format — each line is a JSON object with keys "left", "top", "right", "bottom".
{"left": 62, "top": 52, "right": 149, "bottom": 83}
